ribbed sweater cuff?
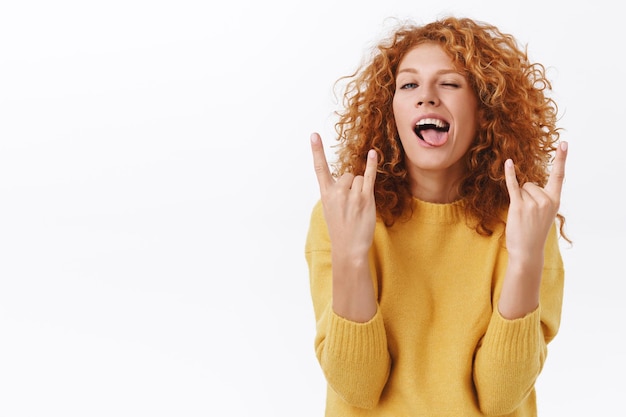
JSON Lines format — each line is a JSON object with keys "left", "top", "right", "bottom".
{"left": 325, "top": 307, "right": 388, "bottom": 363}
{"left": 482, "top": 307, "right": 541, "bottom": 361}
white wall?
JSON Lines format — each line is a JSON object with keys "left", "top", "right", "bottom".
{"left": 0, "top": 1, "right": 622, "bottom": 415}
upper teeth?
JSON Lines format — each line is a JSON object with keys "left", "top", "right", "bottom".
{"left": 416, "top": 118, "right": 447, "bottom": 128}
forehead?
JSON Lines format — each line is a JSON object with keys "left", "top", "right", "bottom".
{"left": 397, "top": 43, "right": 458, "bottom": 71}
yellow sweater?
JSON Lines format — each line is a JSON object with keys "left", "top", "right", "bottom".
{"left": 305, "top": 198, "right": 564, "bottom": 417}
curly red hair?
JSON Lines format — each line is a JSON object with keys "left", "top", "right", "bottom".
{"left": 332, "top": 16, "right": 568, "bottom": 240}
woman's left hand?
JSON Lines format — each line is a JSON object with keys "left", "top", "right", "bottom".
{"left": 504, "top": 142, "right": 568, "bottom": 264}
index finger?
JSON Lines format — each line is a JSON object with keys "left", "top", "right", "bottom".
{"left": 310, "top": 132, "right": 334, "bottom": 191}
{"left": 544, "top": 141, "right": 568, "bottom": 198}
{"left": 504, "top": 158, "right": 522, "bottom": 203}
{"left": 362, "top": 149, "right": 378, "bottom": 194}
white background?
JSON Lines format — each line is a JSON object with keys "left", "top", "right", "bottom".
{"left": 0, "top": 1, "right": 623, "bottom": 416}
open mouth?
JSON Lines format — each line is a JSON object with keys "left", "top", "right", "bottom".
{"left": 414, "top": 118, "right": 450, "bottom": 146}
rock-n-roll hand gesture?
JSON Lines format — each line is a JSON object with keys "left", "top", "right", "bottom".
{"left": 310, "top": 132, "right": 379, "bottom": 322}
{"left": 499, "top": 141, "right": 568, "bottom": 319}
{"left": 504, "top": 141, "right": 568, "bottom": 263}
{"left": 310, "top": 132, "right": 379, "bottom": 260}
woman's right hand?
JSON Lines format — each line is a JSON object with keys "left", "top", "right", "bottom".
{"left": 310, "top": 132, "right": 378, "bottom": 260}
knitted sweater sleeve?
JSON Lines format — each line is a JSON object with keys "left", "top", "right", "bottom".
{"left": 473, "top": 222, "right": 564, "bottom": 415}
{"left": 304, "top": 201, "right": 391, "bottom": 409}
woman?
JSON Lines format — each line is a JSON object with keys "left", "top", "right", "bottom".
{"left": 305, "top": 16, "right": 569, "bottom": 416}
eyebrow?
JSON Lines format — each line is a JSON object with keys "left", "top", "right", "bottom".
{"left": 396, "top": 68, "right": 462, "bottom": 76}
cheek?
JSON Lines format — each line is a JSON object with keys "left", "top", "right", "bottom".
{"left": 457, "top": 104, "right": 479, "bottom": 135}
{"left": 392, "top": 99, "right": 410, "bottom": 126}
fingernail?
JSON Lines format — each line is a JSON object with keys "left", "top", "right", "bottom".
{"left": 505, "top": 159, "right": 513, "bottom": 168}
{"left": 368, "top": 149, "right": 376, "bottom": 159}
{"left": 560, "top": 142, "right": 568, "bottom": 151}
{"left": 310, "top": 133, "right": 319, "bottom": 143}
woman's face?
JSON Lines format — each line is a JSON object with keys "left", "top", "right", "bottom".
{"left": 393, "top": 43, "right": 479, "bottom": 190}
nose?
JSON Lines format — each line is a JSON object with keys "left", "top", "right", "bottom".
{"left": 416, "top": 87, "right": 439, "bottom": 107}
{"left": 417, "top": 99, "right": 438, "bottom": 106}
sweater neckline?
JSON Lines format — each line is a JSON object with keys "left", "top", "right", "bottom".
{"left": 410, "top": 197, "right": 466, "bottom": 224}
